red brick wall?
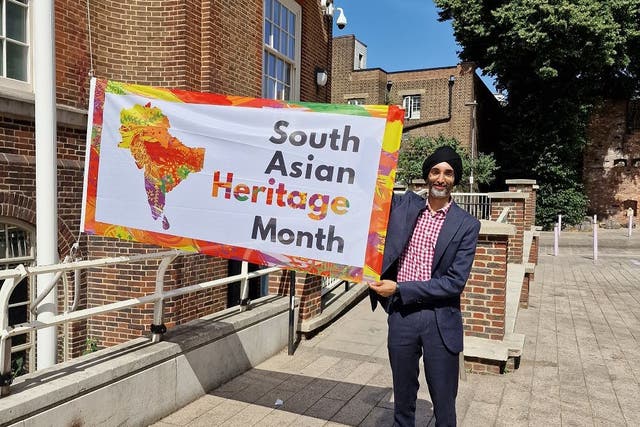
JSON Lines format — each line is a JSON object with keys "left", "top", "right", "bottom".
{"left": 56, "top": 0, "right": 92, "bottom": 109}
{"left": 506, "top": 181, "right": 538, "bottom": 230}
{"left": 331, "top": 36, "right": 501, "bottom": 151}
{"left": 85, "top": 240, "right": 228, "bottom": 347}
{"left": 331, "top": 55, "right": 476, "bottom": 148}
{"left": 1, "top": 1, "right": 332, "bottom": 361}
{"left": 584, "top": 100, "right": 640, "bottom": 223}
{"left": 490, "top": 198, "right": 525, "bottom": 263}
{"left": 464, "top": 357, "right": 504, "bottom": 375}
{"left": 462, "top": 234, "right": 508, "bottom": 340}
{"left": 269, "top": 270, "right": 322, "bottom": 320}
{"left": 300, "top": 1, "right": 332, "bottom": 103}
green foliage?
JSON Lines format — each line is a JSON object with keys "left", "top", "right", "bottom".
{"left": 537, "top": 184, "right": 588, "bottom": 230}
{"left": 11, "top": 354, "right": 25, "bottom": 378}
{"left": 82, "top": 337, "right": 99, "bottom": 355}
{"left": 396, "top": 135, "right": 498, "bottom": 191}
{"left": 434, "top": 0, "right": 640, "bottom": 97}
{"left": 434, "top": 0, "right": 640, "bottom": 227}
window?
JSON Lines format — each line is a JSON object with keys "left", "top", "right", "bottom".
{"left": 1, "top": 0, "right": 30, "bottom": 88}
{"left": 347, "top": 98, "right": 365, "bottom": 105}
{"left": 263, "top": 0, "right": 301, "bottom": 101}
{"left": 402, "top": 94, "right": 421, "bottom": 119}
{"left": 0, "top": 219, "right": 36, "bottom": 377}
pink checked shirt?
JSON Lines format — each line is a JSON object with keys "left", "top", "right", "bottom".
{"left": 396, "top": 199, "right": 451, "bottom": 282}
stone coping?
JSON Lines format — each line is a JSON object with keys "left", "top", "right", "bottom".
{"left": 479, "top": 220, "right": 516, "bottom": 236}
{"left": 0, "top": 93, "right": 87, "bottom": 129}
{"left": 488, "top": 191, "right": 529, "bottom": 200}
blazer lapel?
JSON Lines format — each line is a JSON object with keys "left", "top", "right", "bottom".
{"left": 383, "top": 194, "right": 425, "bottom": 273}
{"left": 431, "top": 203, "right": 463, "bottom": 274}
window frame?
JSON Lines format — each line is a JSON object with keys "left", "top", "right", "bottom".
{"left": 0, "top": 0, "right": 32, "bottom": 95}
{"left": 262, "top": 0, "right": 302, "bottom": 101}
{"left": 347, "top": 98, "right": 365, "bottom": 105}
{"left": 402, "top": 94, "right": 421, "bottom": 120}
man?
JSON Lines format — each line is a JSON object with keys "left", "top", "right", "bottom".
{"left": 369, "top": 146, "right": 481, "bottom": 427}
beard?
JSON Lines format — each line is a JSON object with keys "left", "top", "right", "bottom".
{"left": 428, "top": 183, "right": 452, "bottom": 199}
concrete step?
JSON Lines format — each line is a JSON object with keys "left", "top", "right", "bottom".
{"left": 463, "top": 335, "right": 509, "bottom": 362}
{"left": 503, "top": 332, "right": 525, "bottom": 358}
{"left": 463, "top": 333, "right": 525, "bottom": 373}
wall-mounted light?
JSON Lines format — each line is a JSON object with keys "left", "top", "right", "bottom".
{"left": 449, "top": 75, "right": 456, "bottom": 85}
{"left": 316, "top": 68, "right": 328, "bottom": 87}
{"left": 386, "top": 80, "right": 393, "bottom": 92}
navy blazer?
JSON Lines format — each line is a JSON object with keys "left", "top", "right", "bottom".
{"left": 370, "top": 191, "right": 481, "bottom": 353}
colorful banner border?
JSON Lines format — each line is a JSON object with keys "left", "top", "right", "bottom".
{"left": 82, "top": 79, "right": 403, "bottom": 282}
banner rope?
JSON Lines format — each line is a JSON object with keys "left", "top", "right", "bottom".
{"left": 86, "top": 0, "right": 95, "bottom": 78}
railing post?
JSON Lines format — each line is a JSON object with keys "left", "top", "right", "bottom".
{"left": 239, "top": 261, "right": 250, "bottom": 311}
{"left": 288, "top": 270, "right": 296, "bottom": 356}
{"left": 554, "top": 223, "right": 559, "bottom": 256}
{"left": 151, "top": 255, "right": 176, "bottom": 343}
{"left": 0, "top": 274, "right": 22, "bottom": 397}
{"left": 628, "top": 208, "right": 634, "bottom": 238}
{"left": 0, "top": 336, "right": 11, "bottom": 397}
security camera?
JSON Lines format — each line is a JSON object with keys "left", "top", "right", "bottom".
{"left": 336, "top": 8, "right": 347, "bottom": 29}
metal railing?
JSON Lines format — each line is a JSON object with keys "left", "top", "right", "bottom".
{"left": 408, "top": 189, "right": 491, "bottom": 220}
{"left": 452, "top": 193, "right": 490, "bottom": 220}
{"left": 321, "top": 276, "right": 350, "bottom": 296}
{"left": 0, "top": 250, "right": 282, "bottom": 397}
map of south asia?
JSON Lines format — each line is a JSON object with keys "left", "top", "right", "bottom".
{"left": 118, "top": 103, "right": 205, "bottom": 230}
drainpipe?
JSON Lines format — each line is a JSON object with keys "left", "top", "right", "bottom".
{"left": 34, "top": 0, "right": 59, "bottom": 369}
{"left": 402, "top": 75, "right": 456, "bottom": 132}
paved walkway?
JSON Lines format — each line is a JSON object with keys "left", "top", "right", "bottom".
{"left": 153, "top": 229, "right": 640, "bottom": 426}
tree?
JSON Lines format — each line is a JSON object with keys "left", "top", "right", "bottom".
{"left": 434, "top": 0, "right": 640, "bottom": 228}
{"left": 396, "top": 135, "right": 498, "bottom": 191}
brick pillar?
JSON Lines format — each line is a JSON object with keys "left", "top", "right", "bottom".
{"left": 269, "top": 270, "right": 322, "bottom": 320}
{"left": 489, "top": 192, "right": 527, "bottom": 263}
{"left": 506, "top": 179, "right": 538, "bottom": 230}
{"left": 462, "top": 222, "right": 515, "bottom": 340}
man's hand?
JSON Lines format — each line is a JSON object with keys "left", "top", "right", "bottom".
{"left": 369, "top": 279, "right": 398, "bottom": 298}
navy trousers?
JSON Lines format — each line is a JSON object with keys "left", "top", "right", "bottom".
{"left": 388, "top": 306, "right": 459, "bottom": 427}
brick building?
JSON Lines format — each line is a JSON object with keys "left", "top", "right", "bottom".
{"left": 331, "top": 35, "right": 501, "bottom": 160}
{"left": 0, "top": 0, "right": 333, "bottom": 372}
{"left": 583, "top": 99, "right": 640, "bottom": 225}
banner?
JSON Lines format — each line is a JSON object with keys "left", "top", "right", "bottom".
{"left": 81, "top": 79, "right": 403, "bottom": 282}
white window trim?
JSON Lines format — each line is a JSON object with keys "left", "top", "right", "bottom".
{"left": 403, "top": 94, "right": 421, "bottom": 120}
{"left": 0, "top": 0, "right": 33, "bottom": 95}
{"left": 262, "top": 0, "right": 301, "bottom": 101}
{"left": 347, "top": 98, "right": 365, "bottom": 105}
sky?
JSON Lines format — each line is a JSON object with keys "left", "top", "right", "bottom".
{"left": 331, "top": 0, "right": 497, "bottom": 92}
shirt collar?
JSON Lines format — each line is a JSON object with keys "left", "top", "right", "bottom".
{"left": 426, "top": 198, "right": 452, "bottom": 216}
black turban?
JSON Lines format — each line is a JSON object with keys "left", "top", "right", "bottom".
{"left": 421, "top": 146, "right": 463, "bottom": 186}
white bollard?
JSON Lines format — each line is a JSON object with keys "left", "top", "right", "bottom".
{"left": 628, "top": 208, "right": 634, "bottom": 238}
{"left": 554, "top": 223, "right": 559, "bottom": 256}
{"left": 593, "top": 214, "right": 598, "bottom": 263}
{"left": 558, "top": 214, "right": 562, "bottom": 234}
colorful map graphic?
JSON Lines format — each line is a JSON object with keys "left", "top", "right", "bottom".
{"left": 118, "top": 102, "right": 205, "bottom": 230}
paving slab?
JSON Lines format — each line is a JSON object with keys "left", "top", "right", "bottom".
{"left": 156, "top": 229, "right": 640, "bottom": 426}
